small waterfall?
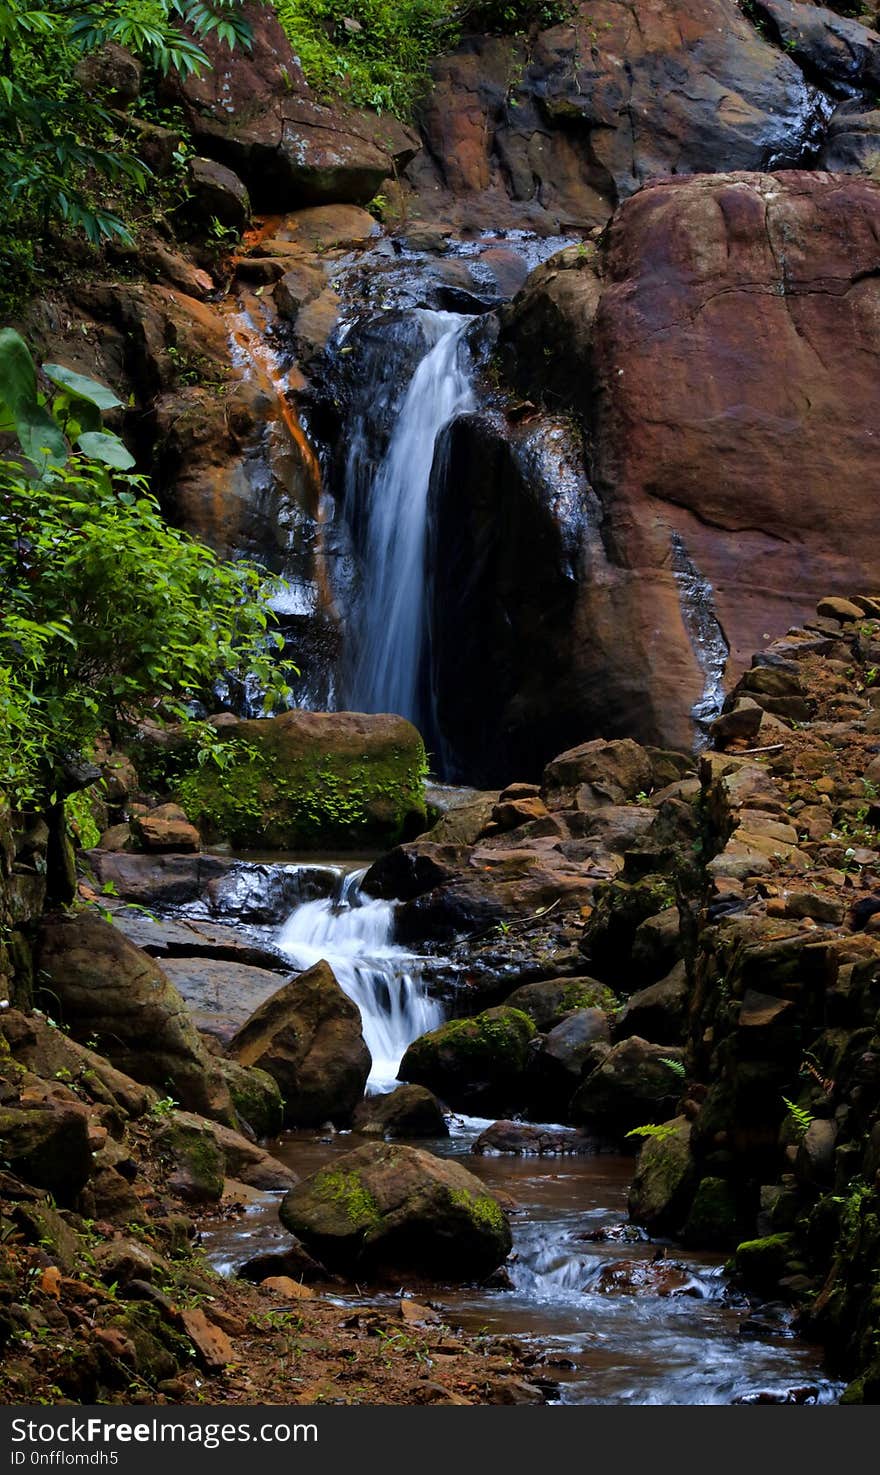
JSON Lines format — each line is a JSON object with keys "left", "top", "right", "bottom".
{"left": 344, "top": 309, "right": 475, "bottom": 726}
{"left": 276, "top": 867, "right": 442, "bottom": 1090}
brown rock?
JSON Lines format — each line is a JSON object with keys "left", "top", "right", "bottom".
{"left": 261, "top": 1275, "right": 316, "bottom": 1300}
{"left": 179, "top": 1308, "right": 234, "bottom": 1370}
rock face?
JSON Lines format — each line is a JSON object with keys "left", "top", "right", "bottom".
{"left": 408, "top": 0, "right": 819, "bottom": 231}
{"left": 37, "top": 913, "right": 234, "bottom": 1124}
{"left": 227, "top": 960, "right": 371, "bottom": 1126}
{"left": 352, "top": 1085, "right": 448, "bottom": 1139}
{"left": 175, "top": 710, "right": 427, "bottom": 850}
{"left": 279, "top": 1142, "right": 511, "bottom": 1279}
{"left": 492, "top": 171, "right": 880, "bottom": 752}
{"left": 167, "top": 1, "right": 416, "bottom": 208}
{"left": 570, "top": 1039, "right": 685, "bottom": 1140}
{"left": 399, "top": 1007, "right": 536, "bottom": 1114}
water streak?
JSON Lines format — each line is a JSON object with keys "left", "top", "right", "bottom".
{"left": 276, "top": 868, "right": 442, "bottom": 1089}
{"left": 345, "top": 309, "right": 475, "bottom": 724}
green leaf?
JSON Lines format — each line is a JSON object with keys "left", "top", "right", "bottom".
{"left": 42, "top": 364, "right": 123, "bottom": 412}
{"left": 0, "top": 330, "right": 68, "bottom": 468}
{"left": 76, "top": 432, "right": 136, "bottom": 470}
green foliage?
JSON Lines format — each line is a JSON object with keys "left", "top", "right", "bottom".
{"left": 625, "top": 1123, "right": 678, "bottom": 1143}
{"left": 660, "top": 1056, "right": 686, "bottom": 1079}
{"left": 0, "top": 332, "right": 292, "bottom": 806}
{"left": 781, "top": 1096, "right": 814, "bottom": 1138}
{"left": 65, "top": 789, "right": 102, "bottom": 851}
{"left": 0, "top": 1, "right": 249, "bottom": 262}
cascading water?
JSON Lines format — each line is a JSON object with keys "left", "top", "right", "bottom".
{"left": 343, "top": 310, "right": 475, "bottom": 726}
{"left": 275, "top": 867, "right": 442, "bottom": 1090}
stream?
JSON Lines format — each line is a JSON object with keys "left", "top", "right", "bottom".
{"left": 200, "top": 863, "right": 841, "bottom": 1407}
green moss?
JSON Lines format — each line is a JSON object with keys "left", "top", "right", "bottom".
{"left": 315, "top": 1169, "right": 382, "bottom": 1231}
{"left": 560, "top": 980, "right": 617, "bottom": 1014}
{"left": 429, "top": 1007, "right": 536, "bottom": 1060}
{"left": 732, "top": 1232, "right": 794, "bottom": 1294}
{"left": 449, "top": 1188, "right": 505, "bottom": 1233}
{"left": 174, "top": 737, "right": 428, "bottom": 850}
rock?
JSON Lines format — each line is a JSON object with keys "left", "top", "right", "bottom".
{"left": 352, "top": 1085, "right": 448, "bottom": 1139}
{"left": 0, "top": 1103, "right": 92, "bottom": 1204}
{"left": 733, "top": 1233, "right": 795, "bottom": 1295}
{"left": 11, "top": 1202, "right": 81, "bottom": 1272}
{"left": 0, "top": 1009, "right": 152, "bottom": 1118}
{"left": 615, "top": 962, "right": 689, "bottom": 1045}
{"left": 155, "top": 1109, "right": 296, "bottom": 1200}
{"left": 86, "top": 851, "right": 232, "bottom": 907}
{"left": 423, "top": 791, "right": 499, "bottom": 846}
{"left": 218, "top": 1059, "right": 284, "bottom": 1138}
{"left": 816, "top": 596, "right": 865, "bottom": 624}
{"left": 542, "top": 739, "right": 653, "bottom": 811}
{"left": 179, "top": 1307, "right": 233, "bottom": 1371}
{"left": 570, "top": 1038, "right": 685, "bottom": 1140}
{"left": 279, "top": 1142, "right": 511, "bottom": 1280}
{"left": 73, "top": 43, "right": 142, "bottom": 105}
{"left": 79, "top": 1165, "right": 142, "bottom": 1226}
{"left": 751, "top": 1, "right": 880, "bottom": 95}
{"left": 186, "top": 157, "right": 251, "bottom": 231}
{"left": 166, "top": 2, "right": 415, "bottom": 208}
{"left": 93, "top": 1240, "right": 167, "bottom": 1287}
{"left": 399, "top": 1007, "right": 536, "bottom": 1114}
{"left": 472, "top": 1121, "right": 593, "bottom": 1155}
{"left": 532, "top": 1009, "right": 611, "bottom": 1114}
{"left": 131, "top": 805, "right": 202, "bottom": 854}
{"left": 174, "top": 710, "right": 427, "bottom": 849}
{"left": 502, "top": 977, "right": 616, "bottom": 1031}
{"left": 795, "top": 1118, "right": 837, "bottom": 1187}
{"left": 682, "top": 1176, "right": 743, "bottom": 1249}
{"left": 228, "top": 960, "right": 371, "bottom": 1126}
{"left": 292, "top": 287, "right": 342, "bottom": 361}
{"left": 159, "top": 956, "right": 294, "bottom": 1043}
{"left": 273, "top": 262, "right": 326, "bottom": 320}
{"left": 627, "top": 1118, "right": 694, "bottom": 1234}
{"left": 37, "top": 912, "right": 234, "bottom": 1124}
{"left": 260, "top": 1275, "right": 316, "bottom": 1301}
{"left": 590, "top": 1258, "right": 697, "bottom": 1297}
{"left": 819, "top": 101, "right": 880, "bottom": 177}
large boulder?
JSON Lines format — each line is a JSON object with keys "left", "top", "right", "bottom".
{"left": 399, "top": 1007, "right": 536, "bottom": 1114}
{"left": 227, "top": 960, "right": 371, "bottom": 1126}
{"left": 166, "top": 1, "right": 417, "bottom": 208}
{"left": 175, "top": 710, "right": 427, "bottom": 850}
{"left": 279, "top": 1142, "right": 511, "bottom": 1280}
{"left": 37, "top": 912, "right": 235, "bottom": 1124}
{"left": 0, "top": 1103, "right": 93, "bottom": 1205}
{"left": 570, "top": 1038, "right": 685, "bottom": 1140}
{"left": 531, "top": 1008, "right": 611, "bottom": 1115}
{"left": 627, "top": 1117, "right": 696, "bottom": 1234}
{"left": 502, "top": 976, "right": 616, "bottom": 1031}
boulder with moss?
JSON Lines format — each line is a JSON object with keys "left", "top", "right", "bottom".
{"left": 502, "top": 976, "right": 616, "bottom": 1031}
{"left": 218, "top": 1058, "right": 284, "bottom": 1138}
{"left": 399, "top": 1007, "right": 536, "bottom": 1114}
{"left": 279, "top": 1141, "right": 511, "bottom": 1280}
{"left": 171, "top": 710, "right": 427, "bottom": 850}
{"left": 627, "top": 1117, "right": 695, "bottom": 1234}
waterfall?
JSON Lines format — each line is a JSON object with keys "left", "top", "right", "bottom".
{"left": 344, "top": 309, "right": 475, "bottom": 726}
{"left": 276, "top": 867, "right": 443, "bottom": 1090}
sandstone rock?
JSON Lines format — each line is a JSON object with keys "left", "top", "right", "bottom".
{"left": 37, "top": 912, "right": 234, "bottom": 1124}
{"left": 0, "top": 1010, "right": 152, "bottom": 1118}
{"left": 155, "top": 1109, "right": 297, "bottom": 1200}
{"left": 228, "top": 960, "right": 371, "bottom": 1126}
{"left": 280, "top": 1141, "right": 511, "bottom": 1280}
{"left": 160, "top": 956, "right": 293, "bottom": 1044}
{"left": 179, "top": 1307, "right": 233, "bottom": 1371}
{"left": 186, "top": 157, "right": 251, "bottom": 230}
{"left": 261, "top": 1275, "right": 315, "bottom": 1301}
{"left": 217, "top": 1059, "right": 284, "bottom": 1138}
{"left": 399, "top": 1007, "right": 536, "bottom": 1114}
{"left": 352, "top": 1085, "right": 448, "bottom": 1139}
{"left": 542, "top": 739, "right": 653, "bottom": 811}
{"left": 817, "top": 596, "right": 865, "bottom": 624}
{"left": 175, "top": 710, "right": 427, "bottom": 849}
{"left": 615, "top": 962, "right": 690, "bottom": 1046}
{"left": 570, "top": 1038, "right": 685, "bottom": 1140}
{"left": 131, "top": 805, "right": 201, "bottom": 854}
{"left": 751, "top": 0, "right": 880, "bottom": 95}
{"left": 273, "top": 261, "right": 326, "bottom": 320}
{"left": 532, "top": 1008, "right": 611, "bottom": 1114}
{"left": 86, "top": 851, "right": 232, "bottom": 907}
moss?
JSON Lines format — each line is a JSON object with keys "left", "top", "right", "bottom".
{"left": 174, "top": 736, "right": 428, "bottom": 850}
{"left": 732, "top": 1232, "right": 794, "bottom": 1294}
{"left": 683, "top": 1176, "right": 741, "bottom": 1249}
{"left": 560, "top": 980, "right": 617, "bottom": 1014}
{"left": 449, "top": 1188, "right": 505, "bottom": 1233}
{"left": 427, "top": 1007, "right": 536, "bottom": 1060}
{"left": 315, "top": 1169, "right": 382, "bottom": 1231}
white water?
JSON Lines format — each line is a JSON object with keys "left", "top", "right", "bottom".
{"left": 348, "top": 310, "right": 475, "bottom": 723}
{"left": 276, "top": 867, "right": 443, "bottom": 1089}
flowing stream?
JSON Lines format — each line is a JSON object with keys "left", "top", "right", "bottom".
{"left": 198, "top": 868, "right": 839, "bottom": 1405}
{"left": 343, "top": 309, "right": 475, "bottom": 727}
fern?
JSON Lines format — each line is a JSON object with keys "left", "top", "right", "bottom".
{"left": 782, "top": 1096, "right": 814, "bottom": 1137}
{"left": 625, "top": 1123, "right": 677, "bottom": 1143}
{"left": 660, "top": 1057, "right": 686, "bottom": 1078}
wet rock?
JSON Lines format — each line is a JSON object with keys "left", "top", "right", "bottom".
{"left": 280, "top": 1141, "right": 511, "bottom": 1280}
{"left": 228, "top": 959, "right": 371, "bottom": 1126}
{"left": 590, "top": 1258, "right": 699, "bottom": 1297}
{"left": 186, "top": 157, "right": 251, "bottom": 231}
{"left": 37, "top": 912, "right": 234, "bottom": 1124}
{"left": 570, "top": 1038, "right": 685, "bottom": 1141}
{"left": 86, "top": 851, "right": 232, "bottom": 907}
{"left": 352, "top": 1085, "right": 448, "bottom": 1139}
{"left": 0, "top": 1103, "right": 92, "bottom": 1205}
{"left": 472, "top": 1121, "right": 593, "bottom": 1156}
{"left": 752, "top": 0, "right": 880, "bottom": 96}
{"left": 399, "top": 1007, "right": 536, "bottom": 1115}
{"left": 627, "top": 1117, "right": 695, "bottom": 1234}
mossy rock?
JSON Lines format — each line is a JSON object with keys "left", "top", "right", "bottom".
{"left": 219, "top": 1058, "right": 284, "bottom": 1138}
{"left": 399, "top": 1006, "right": 536, "bottom": 1114}
{"left": 503, "top": 976, "right": 616, "bottom": 1030}
{"left": 627, "top": 1116, "right": 695, "bottom": 1234}
{"left": 172, "top": 710, "right": 428, "bottom": 850}
{"left": 280, "top": 1141, "right": 511, "bottom": 1280}
{"left": 732, "top": 1233, "right": 795, "bottom": 1295}
{"left": 682, "top": 1175, "right": 742, "bottom": 1249}
{"left": 155, "top": 1115, "right": 225, "bottom": 1203}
